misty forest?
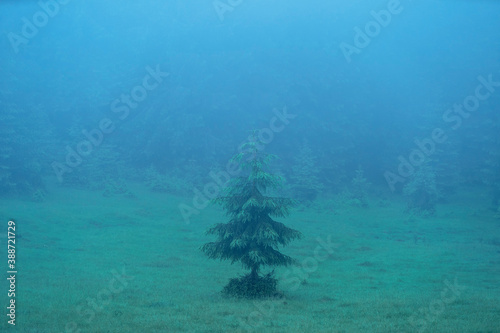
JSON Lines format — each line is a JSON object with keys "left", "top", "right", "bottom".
{"left": 0, "top": 1, "right": 499, "bottom": 332}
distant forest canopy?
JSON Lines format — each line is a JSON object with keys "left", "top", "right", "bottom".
{"left": 0, "top": 1, "right": 499, "bottom": 209}
{"left": 1, "top": 73, "right": 499, "bottom": 206}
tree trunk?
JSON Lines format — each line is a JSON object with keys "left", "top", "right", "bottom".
{"left": 250, "top": 267, "right": 258, "bottom": 281}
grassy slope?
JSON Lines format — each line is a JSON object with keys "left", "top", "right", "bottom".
{"left": 0, "top": 184, "right": 499, "bottom": 332}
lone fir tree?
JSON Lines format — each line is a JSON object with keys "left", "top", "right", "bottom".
{"left": 201, "top": 140, "right": 302, "bottom": 298}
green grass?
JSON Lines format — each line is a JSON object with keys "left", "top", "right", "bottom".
{"left": 0, "top": 183, "right": 499, "bottom": 332}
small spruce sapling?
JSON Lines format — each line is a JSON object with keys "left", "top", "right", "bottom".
{"left": 290, "top": 140, "right": 322, "bottom": 203}
{"left": 201, "top": 140, "right": 302, "bottom": 298}
{"left": 349, "top": 166, "right": 371, "bottom": 208}
{"left": 403, "top": 163, "right": 439, "bottom": 216}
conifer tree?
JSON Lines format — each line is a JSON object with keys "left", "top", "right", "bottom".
{"left": 290, "top": 140, "right": 322, "bottom": 202}
{"left": 201, "top": 139, "right": 302, "bottom": 298}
